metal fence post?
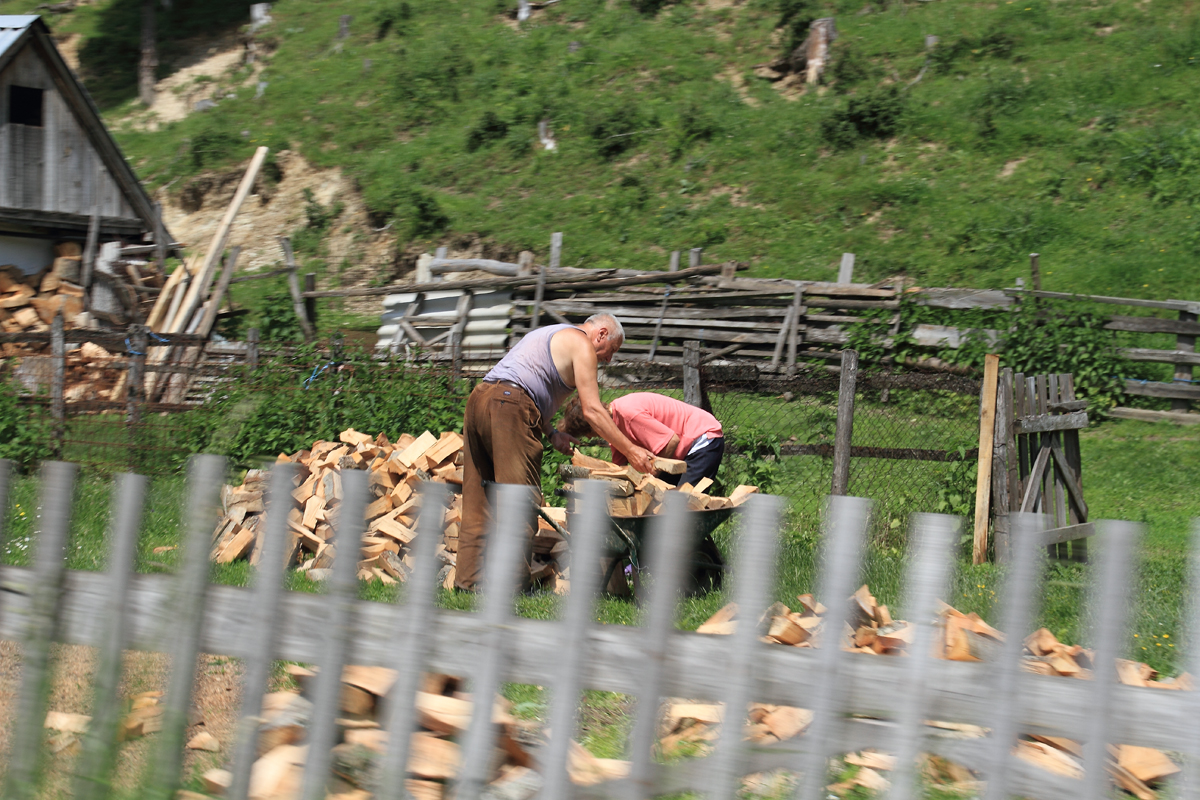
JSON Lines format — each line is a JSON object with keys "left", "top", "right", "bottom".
{"left": 50, "top": 312, "right": 65, "bottom": 460}
{"left": 831, "top": 348, "right": 859, "bottom": 496}
{"left": 683, "top": 340, "right": 702, "bottom": 406}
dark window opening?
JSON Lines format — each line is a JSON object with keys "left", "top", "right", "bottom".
{"left": 9, "top": 85, "right": 44, "bottom": 127}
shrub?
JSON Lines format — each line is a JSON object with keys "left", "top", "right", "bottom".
{"left": 930, "top": 28, "right": 1020, "bottom": 73}
{"left": 1120, "top": 127, "right": 1200, "bottom": 204}
{"left": 404, "top": 190, "right": 451, "bottom": 239}
{"left": 465, "top": 111, "right": 510, "bottom": 152}
{"left": 820, "top": 86, "right": 906, "bottom": 148}
{"left": 588, "top": 104, "right": 648, "bottom": 160}
{"left": 828, "top": 42, "right": 875, "bottom": 91}
{"left": 189, "top": 127, "right": 243, "bottom": 170}
{"left": 0, "top": 377, "right": 51, "bottom": 470}
{"left": 777, "top": 0, "right": 819, "bottom": 57}
{"left": 375, "top": 0, "right": 412, "bottom": 38}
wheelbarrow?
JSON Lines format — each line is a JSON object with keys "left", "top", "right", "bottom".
{"left": 602, "top": 506, "right": 733, "bottom": 596}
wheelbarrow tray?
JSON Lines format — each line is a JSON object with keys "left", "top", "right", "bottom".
{"left": 603, "top": 506, "right": 734, "bottom": 592}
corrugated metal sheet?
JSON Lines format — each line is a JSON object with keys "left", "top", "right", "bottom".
{"left": 376, "top": 289, "right": 513, "bottom": 353}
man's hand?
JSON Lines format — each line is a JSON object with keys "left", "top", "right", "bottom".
{"left": 550, "top": 429, "right": 578, "bottom": 456}
{"left": 625, "top": 445, "right": 655, "bottom": 475}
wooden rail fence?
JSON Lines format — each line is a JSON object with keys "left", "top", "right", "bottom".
{"left": 0, "top": 457, "right": 1196, "bottom": 798}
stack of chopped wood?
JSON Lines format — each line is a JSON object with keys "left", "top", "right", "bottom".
{"left": 210, "top": 429, "right": 762, "bottom": 591}
{"left": 697, "top": 587, "right": 1184, "bottom": 799}
{"left": 199, "top": 667, "right": 622, "bottom": 799}
{"left": 0, "top": 256, "right": 87, "bottom": 334}
{"left": 61, "top": 342, "right": 123, "bottom": 402}
{"left": 210, "top": 428, "right": 471, "bottom": 586}
{"left": 567, "top": 451, "right": 759, "bottom": 517}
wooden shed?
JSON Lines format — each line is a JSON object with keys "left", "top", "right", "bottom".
{"left": 0, "top": 15, "right": 170, "bottom": 278}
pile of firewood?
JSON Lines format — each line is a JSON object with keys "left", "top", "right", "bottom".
{"left": 196, "top": 667, "right": 624, "bottom": 799}
{"left": 567, "top": 451, "right": 758, "bottom": 516}
{"left": 0, "top": 248, "right": 87, "bottom": 335}
{"left": 210, "top": 428, "right": 759, "bottom": 591}
{"left": 694, "top": 586, "right": 1184, "bottom": 799}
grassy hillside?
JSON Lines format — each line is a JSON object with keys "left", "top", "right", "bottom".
{"left": 9, "top": 0, "right": 1200, "bottom": 297}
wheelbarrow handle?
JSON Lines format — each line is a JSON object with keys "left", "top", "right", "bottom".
{"left": 480, "top": 479, "right": 572, "bottom": 540}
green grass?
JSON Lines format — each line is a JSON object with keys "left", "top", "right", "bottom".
{"left": 6, "top": 0, "right": 1200, "bottom": 308}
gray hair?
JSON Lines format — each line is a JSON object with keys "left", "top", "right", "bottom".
{"left": 585, "top": 313, "right": 625, "bottom": 343}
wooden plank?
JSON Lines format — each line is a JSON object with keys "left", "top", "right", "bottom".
{"left": 792, "top": 495, "right": 870, "bottom": 799}
{"left": 830, "top": 349, "right": 858, "bottom": 496}
{"left": 708, "top": 494, "right": 783, "bottom": 800}
{"left": 1124, "top": 380, "right": 1200, "bottom": 400}
{"left": 1106, "top": 314, "right": 1200, "bottom": 336}
{"left": 982, "top": 512, "right": 1047, "bottom": 799}
{"left": 973, "top": 354, "right": 1000, "bottom": 565}
{"left": 1014, "top": 411, "right": 1089, "bottom": 434}
{"left": 837, "top": 252, "right": 855, "bottom": 284}
{"left": 74, "top": 474, "right": 146, "bottom": 800}
{"left": 1019, "top": 446, "right": 1051, "bottom": 514}
{"left": 376, "top": 483, "right": 452, "bottom": 800}
{"left": 147, "top": 455, "right": 224, "bottom": 799}
{"left": 227, "top": 464, "right": 296, "bottom": 800}
{"left": 1042, "top": 522, "right": 1096, "bottom": 546}
{"left": 454, "top": 483, "right": 535, "bottom": 800}
{"left": 886, "top": 513, "right": 960, "bottom": 800}
{"left": 769, "top": 303, "right": 795, "bottom": 370}
{"left": 1034, "top": 375, "right": 1050, "bottom": 520}
{"left": 1081, "top": 522, "right": 1141, "bottom": 799}
{"left": 1175, "top": 310, "right": 1197, "bottom": 412}
{"left": 300, "top": 470, "right": 369, "bottom": 800}
{"left": 1120, "top": 347, "right": 1200, "bottom": 366}
{"left": 1049, "top": 440, "right": 1088, "bottom": 522}
{"left": 539, "top": 481, "right": 613, "bottom": 800}
{"left": 786, "top": 287, "right": 804, "bottom": 377}
{"left": 1004, "top": 288, "right": 1200, "bottom": 315}
{"left": 1108, "top": 407, "right": 1200, "bottom": 425}
{"left": 4, "top": 462, "right": 77, "bottom": 800}
{"left": 545, "top": 300, "right": 791, "bottom": 321}
{"left": 627, "top": 491, "right": 696, "bottom": 796}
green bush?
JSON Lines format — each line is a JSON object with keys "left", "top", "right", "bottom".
{"left": 1121, "top": 127, "right": 1200, "bottom": 204}
{"left": 375, "top": 0, "right": 413, "bottom": 38}
{"left": 404, "top": 190, "right": 451, "bottom": 239}
{"left": 588, "top": 104, "right": 649, "bottom": 160}
{"left": 828, "top": 42, "right": 876, "bottom": 91}
{"left": 0, "top": 377, "right": 52, "bottom": 470}
{"left": 466, "top": 111, "right": 510, "bottom": 152}
{"left": 820, "top": 86, "right": 907, "bottom": 148}
{"left": 190, "top": 127, "right": 244, "bottom": 170}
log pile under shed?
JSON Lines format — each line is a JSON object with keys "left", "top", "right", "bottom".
{"left": 209, "top": 428, "right": 759, "bottom": 589}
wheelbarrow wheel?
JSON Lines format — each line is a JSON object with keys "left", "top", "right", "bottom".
{"left": 688, "top": 536, "right": 725, "bottom": 594}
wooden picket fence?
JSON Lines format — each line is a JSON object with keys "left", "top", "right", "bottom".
{"left": 0, "top": 456, "right": 1197, "bottom": 800}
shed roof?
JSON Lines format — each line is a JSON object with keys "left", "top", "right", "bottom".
{"left": 0, "top": 15, "right": 172, "bottom": 244}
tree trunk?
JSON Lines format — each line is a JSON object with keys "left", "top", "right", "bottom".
{"left": 138, "top": 0, "right": 157, "bottom": 106}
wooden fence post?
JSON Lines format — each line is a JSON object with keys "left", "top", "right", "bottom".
{"left": 830, "top": 349, "right": 859, "bottom": 496}
{"left": 1174, "top": 309, "right": 1196, "bottom": 412}
{"left": 838, "top": 252, "right": 855, "bottom": 284}
{"left": 786, "top": 287, "right": 804, "bottom": 377}
{"left": 127, "top": 325, "right": 148, "bottom": 442}
{"left": 530, "top": 233, "right": 560, "bottom": 330}
{"left": 683, "top": 340, "right": 702, "bottom": 406}
{"left": 1030, "top": 252, "right": 1041, "bottom": 293}
{"left": 279, "top": 237, "right": 316, "bottom": 342}
{"left": 247, "top": 328, "right": 260, "bottom": 371}
{"left": 689, "top": 247, "right": 703, "bottom": 268}
{"left": 51, "top": 312, "right": 65, "bottom": 459}
{"left": 304, "top": 273, "right": 317, "bottom": 332}
{"left": 991, "top": 368, "right": 1014, "bottom": 562}
{"left": 973, "top": 353, "right": 1001, "bottom": 564}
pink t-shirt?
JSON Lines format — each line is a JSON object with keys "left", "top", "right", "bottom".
{"left": 608, "top": 393, "right": 723, "bottom": 463}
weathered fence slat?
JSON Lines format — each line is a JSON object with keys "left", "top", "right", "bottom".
{"left": 830, "top": 349, "right": 859, "bottom": 496}
{"left": 147, "top": 454, "right": 224, "bottom": 799}
{"left": 708, "top": 494, "right": 783, "bottom": 798}
{"left": 626, "top": 491, "right": 694, "bottom": 799}
{"left": 455, "top": 483, "right": 536, "bottom": 800}
{"left": 301, "top": 470, "right": 370, "bottom": 800}
{"left": 75, "top": 473, "right": 148, "bottom": 800}
{"left": 228, "top": 463, "right": 297, "bottom": 800}
{"left": 887, "top": 513, "right": 959, "bottom": 800}
{"left": 539, "top": 480, "right": 611, "bottom": 800}
{"left": 0, "top": 458, "right": 11, "bottom": 627}
{"left": 1182, "top": 519, "right": 1200, "bottom": 800}
{"left": 4, "top": 461, "right": 78, "bottom": 800}
{"left": 1081, "top": 521, "right": 1141, "bottom": 798}
{"left": 794, "top": 495, "right": 870, "bottom": 799}
{"left": 982, "top": 512, "right": 1046, "bottom": 800}
{"left": 377, "top": 481, "right": 452, "bottom": 800}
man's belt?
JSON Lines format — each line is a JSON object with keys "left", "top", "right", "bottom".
{"left": 483, "top": 379, "right": 527, "bottom": 395}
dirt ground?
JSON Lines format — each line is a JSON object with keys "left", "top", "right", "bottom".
{"left": 0, "top": 641, "right": 245, "bottom": 797}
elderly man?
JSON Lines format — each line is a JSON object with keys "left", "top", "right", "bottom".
{"left": 457, "top": 314, "right": 655, "bottom": 591}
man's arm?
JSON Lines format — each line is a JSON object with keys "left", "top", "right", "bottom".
{"left": 567, "top": 338, "right": 655, "bottom": 473}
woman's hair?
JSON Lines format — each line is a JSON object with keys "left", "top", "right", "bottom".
{"left": 560, "top": 396, "right": 596, "bottom": 439}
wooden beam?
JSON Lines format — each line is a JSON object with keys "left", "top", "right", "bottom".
{"left": 1123, "top": 380, "right": 1200, "bottom": 400}
{"left": 1004, "top": 288, "right": 1200, "bottom": 315}
{"left": 830, "top": 349, "right": 859, "bottom": 496}
{"left": 1019, "top": 446, "right": 1052, "bottom": 513}
{"left": 973, "top": 354, "right": 1000, "bottom": 565}
{"left": 1042, "top": 522, "right": 1095, "bottom": 547}
{"left": 1108, "top": 407, "right": 1200, "bottom": 425}
{"left": 278, "top": 237, "right": 315, "bottom": 342}
{"left": 1014, "top": 411, "right": 1089, "bottom": 434}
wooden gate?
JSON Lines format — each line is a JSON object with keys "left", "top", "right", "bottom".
{"left": 991, "top": 369, "right": 1091, "bottom": 562}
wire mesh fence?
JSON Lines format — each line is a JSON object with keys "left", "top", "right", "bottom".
{"left": 1, "top": 332, "right": 982, "bottom": 542}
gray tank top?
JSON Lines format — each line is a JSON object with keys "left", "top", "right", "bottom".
{"left": 485, "top": 324, "right": 576, "bottom": 424}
